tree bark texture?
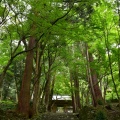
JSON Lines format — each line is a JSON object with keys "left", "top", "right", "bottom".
{"left": 73, "top": 69, "right": 81, "bottom": 112}
{"left": 88, "top": 51, "right": 103, "bottom": 106}
{"left": 70, "top": 70, "right": 76, "bottom": 113}
{"left": 85, "top": 43, "right": 103, "bottom": 106}
{"left": 44, "top": 72, "right": 51, "bottom": 111}
{"left": 70, "top": 69, "right": 81, "bottom": 112}
{"left": 17, "top": 37, "right": 35, "bottom": 117}
{"left": 32, "top": 45, "right": 40, "bottom": 115}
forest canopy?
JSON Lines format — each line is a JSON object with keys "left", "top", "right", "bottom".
{"left": 0, "top": 0, "right": 120, "bottom": 118}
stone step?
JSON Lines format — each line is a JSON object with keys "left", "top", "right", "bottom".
{"left": 35, "top": 113, "right": 79, "bottom": 120}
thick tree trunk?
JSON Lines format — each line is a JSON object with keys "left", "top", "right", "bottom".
{"left": 88, "top": 52, "right": 103, "bottom": 106}
{"left": 17, "top": 37, "right": 35, "bottom": 117}
{"left": 85, "top": 43, "right": 103, "bottom": 106}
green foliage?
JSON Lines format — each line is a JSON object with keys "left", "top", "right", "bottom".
{"left": 97, "top": 99, "right": 103, "bottom": 105}
{"left": 0, "top": 101, "right": 16, "bottom": 111}
{"left": 0, "top": 6, "right": 4, "bottom": 17}
{"left": 0, "top": 0, "right": 120, "bottom": 115}
{"left": 79, "top": 106, "right": 108, "bottom": 120}
{"left": 54, "top": 69, "right": 71, "bottom": 95}
{"left": 95, "top": 109, "right": 107, "bottom": 120}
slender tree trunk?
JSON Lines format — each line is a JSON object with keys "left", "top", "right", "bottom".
{"left": 80, "top": 83, "right": 84, "bottom": 107}
{"left": 44, "top": 71, "right": 51, "bottom": 111}
{"left": 14, "top": 73, "right": 19, "bottom": 102}
{"left": 70, "top": 70, "right": 76, "bottom": 113}
{"left": 104, "top": 30, "right": 120, "bottom": 101}
{"left": 32, "top": 74, "right": 41, "bottom": 115}
{"left": 116, "top": 24, "right": 120, "bottom": 82}
{"left": 32, "top": 43, "right": 42, "bottom": 115}
{"left": 70, "top": 68, "right": 81, "bottom": 112}
{"left": 43, "top": 45, "right": 56, "bottom": 111}
{"left": 87, "top": 69, "right": 97, "bottom": 106}
{"left": 17, "top": 37, "right": 35, "bottom": 117}
{"left": 73, "top": 70, "right": 81, "bottom": 112}
{"left": 85, "top": 89, "right": 90, "bottom": 105}
{"left": 48, "top": 74, "right": 56, "bottom": 111}
{"left": 104, "top": 29, "right": 120, "bottom": 108}
{"left": 103, "top": 76, "right": 109, "bottom": 104}
{"left": 0, "top": 38, "right": 24, "bottom": 88}
{"left": 117, "top": 7, "right": 120, "bottom": 82}
{"left": 116, "top": 0, "right": 120, "bottom": 107}
{"left": 14, "top": 62, "right": 20, "bottom": 102}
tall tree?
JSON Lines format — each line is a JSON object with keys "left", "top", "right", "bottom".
{"left": 17, "top": 36, "right": 36, "bottom": 117}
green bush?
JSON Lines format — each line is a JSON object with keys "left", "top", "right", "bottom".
{"left": 95, "top": 109, "right": 107, "bottom": 120}
{"left": 97, "top": 99, "right": 103, "bottom": 105}
{"left": 0, "top": 100, "right": 16, "bottom": 111}
{"left": 79, "top": 106, "right": 109, "bottom": 120}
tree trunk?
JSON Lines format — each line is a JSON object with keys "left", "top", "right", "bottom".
{"left": 43, "top": 45, "right": 56, "bottom": 111}
{"left": 48, "top": 74, "right": 56, "bottom": 111}
{"left": 70, "top": 69, "right": 81, "bottom": 112}
{"left": 85, "top": 43, "right": 103, "bottom": 107}
{"left": 73, "top": 69, "right": 81, "bottom": 112}
{"left": 44, "top": 72, "right": 51, "bottom": 111}
{"left": 17, "top": 37, "right": 35, "bottom": 117}
{"left": 103, "top": 76, "right": 109, "bottom": 103}
{"left": 32, "top": 43, "right": 41, "bottom": 115}
{"left": 32, "top": 77, "right": 41, "bottom": 115}
{"left": 70, "top": 70, "right": 76, "bottom": 113}
{"left": 104, "top": 29, "right": 120, "bottom": 106}
{"left": 88, "top": 51, "right": 103, "bottom": 106}
{"left": 86, "top": 67, "right": 97, "bottom": 106}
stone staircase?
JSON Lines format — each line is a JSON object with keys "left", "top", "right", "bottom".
{"left": 35, "top": 113, "right": 79, "bottom": 120}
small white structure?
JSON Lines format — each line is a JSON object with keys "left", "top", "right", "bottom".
{"left": 52, "top": 95, "right": 72, "bottom": 113}
{"left": 52, "top": 95, "right": 72, "bottom": 100}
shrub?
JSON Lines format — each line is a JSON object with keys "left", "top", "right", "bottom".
{"left": 95, "top": 109, "right": 108, "bottom": 120}
{"left": 0, "top": 100, "right": 16, "bottom": 111}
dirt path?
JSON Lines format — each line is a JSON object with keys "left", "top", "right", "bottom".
{"left": 35, "top": 113, "right": 79, "bottom": 120}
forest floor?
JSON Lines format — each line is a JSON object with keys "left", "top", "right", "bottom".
{"left": 79, "top": 103, "right": 120, "bottom": 120}
{"left": 0, "top": 111, "right": 79, "bottom": 120}
{"left": 32, "top": 113, "right": 79, "bottom": 120}
{"left": 0, "top": 103, "right": 120, "bottom": 120}
{"left": 0, "top": 108, "right": 120, "bottom": 120}
{"left": 0, "top": 109, "right": 120, "bottom": 120}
